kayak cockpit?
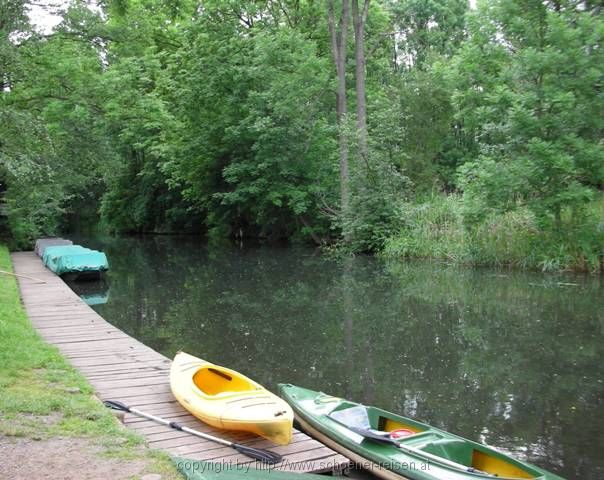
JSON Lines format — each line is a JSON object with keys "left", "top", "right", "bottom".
{"left": 331, "top": 404, "right": 539, "bottom": 479}
{"left": 329, "top": 404, "right": 429, "bottom": 437}
{"left": 369, "top": 408, "right": 428, "bottom": 436}
{"left": 402, "top": 435, "right": 537, "bottom": 478}
{"left": 193, "top": 366, "right": 260, "bottom": 396}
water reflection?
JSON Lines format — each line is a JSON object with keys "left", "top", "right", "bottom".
{"left": 69, "top": 235, "right": 603, "bottom": 479}
{"left": 68, "top": 279, "right": 110, "bottom": 306}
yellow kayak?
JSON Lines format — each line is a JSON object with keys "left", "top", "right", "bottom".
{"left": 170, "top": 351, "right": 293, "bottom": 445}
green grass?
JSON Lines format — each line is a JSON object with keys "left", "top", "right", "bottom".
{"left": 0, "top": 244, "right": 182, "bottom": 478}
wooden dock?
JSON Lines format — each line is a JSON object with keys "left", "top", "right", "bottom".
{"left": 11, "top": 251, "right": 350, "bottom": 474}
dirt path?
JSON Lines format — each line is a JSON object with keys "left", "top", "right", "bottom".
{"left": 0, "top": 436, "right": 152, "bottom": 480}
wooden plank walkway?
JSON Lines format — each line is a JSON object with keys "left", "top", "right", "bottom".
{"left": 11, "top": 251, "right": 350, "bottom": 474}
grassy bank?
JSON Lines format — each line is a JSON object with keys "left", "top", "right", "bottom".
{"left": 382, "top": 194, "right": 604, "bottom": 272}
{"left": 0, "top": 245, "right": 181, "bottom": 479}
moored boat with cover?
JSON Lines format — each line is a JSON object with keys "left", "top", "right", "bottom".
{"left": 278, "top": 384, "right": 565, "bottom": 480}
{"left": 171, "top": 352, "right": 294, "bottom": 445}
{"left": 34, "top": 237, "right": 73, "bottom": 257}
{"left": 42, "top": 245, "right": 109, "bottom": 281}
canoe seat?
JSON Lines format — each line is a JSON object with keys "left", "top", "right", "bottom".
{"left": 420, "top": 439, "right": 474, "bottom": 467}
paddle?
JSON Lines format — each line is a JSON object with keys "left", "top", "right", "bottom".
{"left": 0, "top": 269, "right": 46, "bottom": 284}
{"left": 103, "top": 400, "right": 283, "bottom": 465}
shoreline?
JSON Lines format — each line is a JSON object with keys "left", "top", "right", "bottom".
{"left": 2, "top": 248, "right": 349, "bottom": 477}
{"left": 0, "top": 244, "right": 181, "bottom": 480}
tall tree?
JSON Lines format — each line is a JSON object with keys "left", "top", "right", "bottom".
{"left": 327, "top": 0, "right": 350, "bottom": 213}
{"left": 351, "top": 0, "right": 370, "bottom": 164}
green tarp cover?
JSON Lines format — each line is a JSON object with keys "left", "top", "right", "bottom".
{"left": 42, "top": 245, "right": 109, "bottom": 275}
{"left": 173, "top": 458, "right": 324, "bottom": 480}
{"left": 34, "top": 238, "right": 73, "bottom": 257}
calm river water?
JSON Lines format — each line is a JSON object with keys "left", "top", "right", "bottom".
{"left": 68, "top": 235, "right": 603, "bottom": 479}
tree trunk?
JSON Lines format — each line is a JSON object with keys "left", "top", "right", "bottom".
{"left": 327, "top": 0, "right": 350, "bottom": 213}
{"left": 352, "top": 0, "right": 370, "bottom": 165}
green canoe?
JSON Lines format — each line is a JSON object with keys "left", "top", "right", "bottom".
{"left": 173, "top": 457, "right": 325, "bottom": 480}
{"left": 278, "top": 384, "right": 565, "bottom": 480}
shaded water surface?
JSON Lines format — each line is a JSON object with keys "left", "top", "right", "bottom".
{"left": 68, "top": 235, "right": 603, "bottom": 479}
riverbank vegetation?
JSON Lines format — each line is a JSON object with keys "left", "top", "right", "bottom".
{"left": 383, "top": 193, "right": 604, "bottom": 271}
{"left": 0, "top": 245, "right": 180, "bottom": 478}
{"left": 1, "top": 1, "right": 602, "bottom": 271}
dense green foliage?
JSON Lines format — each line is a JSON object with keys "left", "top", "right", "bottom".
{"left": 0, "top": 0, "right": 602, "bottom": 270}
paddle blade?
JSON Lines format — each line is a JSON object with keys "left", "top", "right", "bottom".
{"left": 347, "top": 426, "right": 398, "bottom": 445}
{"left": 232, "top": 443, "right": 282, "bottom": 464}
{"left": 103, "top": 400, "right": 131, "bottom": 412}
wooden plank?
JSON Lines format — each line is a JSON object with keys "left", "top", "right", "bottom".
{"left": 31, "top": 319, "right": 103, "bottom": 327}
{"left": 123, "top": 404, "right": 191, "bottom": 420}
{"left": 173, "top": 432, "right": 309, "bottom": 457}
{"left": 27, "top": 313, "right": 100, "bottom": 320}
{"left": 10, "top": 252, "right": 351, "bottom": 474}
{"left": 58, "top": 342, "right": 157, "bottom": 353}
{"left": 70, "top": 357, "right": 168, "bottom": 369}
{"left": 148, "top": 432, "right": 220, "bottom": 449}
{"left": 51, "top": 334, "right": 132, "bottom": 344}
{"left": 184, "top": 446, "right": 341, "bottom": 473}
{"left": 66, "top": 350, "right": 164, "bottom": 360}
{"left": 35, "top": 325, "right": 116, "bottom": 334}
{"left": 197, "top": 440, "right": 327, "bottom": 463}
{"left": 84, "top": 369, "right": 170, "bottom": 379}
{"left": 124, "top": 412, "right": 189, "bottom": 426}
{"left": 98, "top": 381, "right": 173, "bottom": 394}
{"left": 91, "top": 375, "right": 169, "bottom": 390}
{"left": 101, "top": 391, "right": 178, "bottom": 405}
{"left": 38, "top": 333, "right": 127, "bottom": 343}
{"left": 87, "top": 370, "right": 170, "bottom": 381}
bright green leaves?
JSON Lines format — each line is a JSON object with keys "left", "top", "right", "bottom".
{"left": 164, "top": 15, "right": 336, "bottom": 240}
{"left": 444, "top": 0, "right": 604, "bottom": 269}
{"left": 214, "top": 30, "right": 333, "bottom": 227}
{"left": 453, "top": 1, "right": 604, "bottom": 227}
